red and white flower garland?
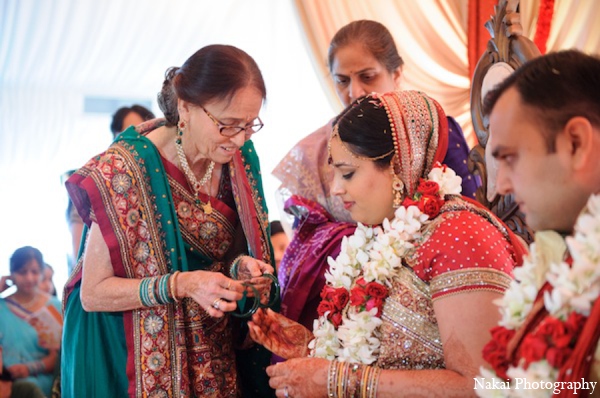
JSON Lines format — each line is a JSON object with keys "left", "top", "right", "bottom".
{"left": 309, "top": 163, "right": 462, "bottom": 364}
{"left": 476, "top": 194, "right": 600, "bottom": 397}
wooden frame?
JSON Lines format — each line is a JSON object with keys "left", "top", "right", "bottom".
{"left": 469, "top": 0, "right": 540, "bottom": 244}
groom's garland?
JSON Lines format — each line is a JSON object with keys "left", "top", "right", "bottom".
{"left": 476, "top": 194, "right": 600, "bottom": 396}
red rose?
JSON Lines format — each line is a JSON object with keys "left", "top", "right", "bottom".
{"left": 417, "top": 179, "right": 440, "bottom": 196}
{"left": 350, "top": 286, "right": 367, "bottom": 307}
{"left": 320, "top": 285, "right": 337, "bottom": 301}
{"left": 329, "top": 312, "right": 343, "bottom": 328}
{"left": 331, "top": 288, "right": 350, "bottom": 311}
{"left": 402, "top": 197, "right": 420, "bottom": 208}
{"left": 489, "top": 326, "right": 516, "bottom": 347}
{"left": 546, "top": 346, "right": 573, "bottom": 368}
{"left": 520, "top": 334, "right": 549, "bottom": 367}
{"left": 317, "top": 300, "right": 335, "bottom": 317}
{"left": 365, "top": 297, "right": 384, "bottom": 316}
{"left": 355, "top": 277, "right": 368, "bottom": 288}
{"left": 482, "top": 339, "right": 501, "bottom": 362}
{"left": 564, "top": 312, "right": 587, "bottom": 335}
{"left": 482, "top": 340, "right": 510, "bottom": 380}
{"left": 419, "top": 195, "right": 443, "bottom": 218}
{"left": 537, "top": 317, "right": 571, "bottom": 349}
{"left": 365, "top": 282, "right": 388, "bottom": 299}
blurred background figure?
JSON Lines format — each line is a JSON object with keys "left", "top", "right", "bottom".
{"left": 0, "top": 247, "right": 62, "bottom": 397}
{"left": 39, "top": 264, "right": 56, "bottom": 297}
{"left": 269, "top": 221, "right": 289, "bottom": 269}
{"left": 109, "top": 104, "right": 155, "bottom": 139}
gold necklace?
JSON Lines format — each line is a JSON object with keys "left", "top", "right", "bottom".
{"left": 175, "top": 133, "right": 215, "bottom": 214}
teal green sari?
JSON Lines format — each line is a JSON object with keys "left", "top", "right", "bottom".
{"left": 62, "top": 121, "right": 275, "bottom": 397}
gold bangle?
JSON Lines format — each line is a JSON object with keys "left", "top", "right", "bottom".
{"left": 170, "top": 271, "right": 180, "bottom": 303}
{"left": 327, "top": 361, "right": 336, "bottom": 398}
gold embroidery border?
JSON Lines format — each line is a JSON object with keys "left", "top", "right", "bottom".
{"left": 381, "top": 267, "right": 443, "bottom": 356}
{"left": 430, "top": 268, "right": 512, "bottom": 301}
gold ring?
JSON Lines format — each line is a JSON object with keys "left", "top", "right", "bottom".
{"left": 212, "top": 298, "right": 221, "bottom": 310}
{"left": 226, "top": 281, "right": 231, "bottom": 290}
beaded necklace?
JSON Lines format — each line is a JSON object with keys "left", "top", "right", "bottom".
{"left": 175, "top": 130, "right": 215, "bottom": 214}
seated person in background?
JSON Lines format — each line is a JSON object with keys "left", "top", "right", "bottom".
{"left": 0, "top": 247, "right": 62, "bottom": 397}
{"left": 109, "top": 104, "right": 155, "bottom": 139}
{"left": 1, "top": 346, "right": 46, "bottom": 398}
{"left": 475, "top": 50, "right": 600, "bottom": 394}
{"left": 273, "top": 20, "right": 478, "bottom": 333}
{"left": 269, "top": 221, "right": 289, "bottom": 268}
{"left": 249, "top": 90, "right": 526, "bottom": 397}
{"left": 1, "top": 364, "right": 45, "bottom": 398}
{"left": 39, "top": 263, "right": 56, "bottom": 297}
{"left": 0, "top": 349, "right": 10, "bottom": 398}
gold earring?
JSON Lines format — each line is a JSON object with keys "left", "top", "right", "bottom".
{"left": 392, "top": 175, "right": 404, "bottom": 208}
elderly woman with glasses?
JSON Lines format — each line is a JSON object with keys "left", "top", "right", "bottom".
{"left": 62, "top": 44, "right": 278, "bottom": 397}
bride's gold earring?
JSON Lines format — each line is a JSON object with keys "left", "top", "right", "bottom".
{"left": 392, "top": 175, "right": 404, "bottom": 208}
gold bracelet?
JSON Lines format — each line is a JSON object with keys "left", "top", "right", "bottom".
{"left": 327, "top": 361, "right": 336, "bottom": 398}
{"left": 367, "top": 366, "right": 381, "bottom": 398}
{"left": 170, "top": 271, "right": 180, "bottom": 303}
{"left": 360, "top": 365, "right": 372, "bottom": 398}
{"left": 347, "top": 363, "right": 362, "bottom": 398}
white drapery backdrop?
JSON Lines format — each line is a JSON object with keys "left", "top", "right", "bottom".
{"left": 1, "top": 0, "right": 599, "bottom": 296}
{"left": 0, "top": 0, "right": 335, "bottom": 295}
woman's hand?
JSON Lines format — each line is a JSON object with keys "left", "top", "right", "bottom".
{"left": 236, "top": 255, "right": 274, "bottom": 279}
{"left": 7, "top": 364, "right": 28, "bottom": 379}
{"left": 248, "top": 308, "right": 312, "bottom": 359}
{"left": 266, "top": 357, "right": 329, "bottom": 398}
{"left": 0, "top": 276, "right": 11, "bottom": 293}
{"left": 41, "top": 349, "right": 58, "bottom": 373}
{"left": 236, "top": 256, "right": 275, "bottom": 305}
{"left": 178, "top": 270, "right": 244, "bottom": 318}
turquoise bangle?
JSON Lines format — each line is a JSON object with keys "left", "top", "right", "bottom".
{"left": 258, "top": 273, "right": 280, "bottom": 309}
{"left": 229, "top": 255, "right": 245, "bottom": 280}
{"left": 230, "top": 273, "right": 280, "bottom": 318}
{"left": 230, "top": 283, "right": 260, "bottom": 319}
{"left": 26, "top": 360, "right": 45, "bottom": 376}
{"left": 139, "top": 277, "right": 151, "bottom": 307}
{"left": 139, "top": 276, "right": 159, "bottom": 307}
{"left": 156, "top": 274, "right": 171, "bottom": 305}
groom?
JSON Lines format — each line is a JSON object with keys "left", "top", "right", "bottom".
{"left": 481, "top": 49, "right": 600, "bottom": 394}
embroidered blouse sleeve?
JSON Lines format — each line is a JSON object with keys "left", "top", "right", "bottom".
{"left": 413, "top": 211, "right": 515, "bottom": 301}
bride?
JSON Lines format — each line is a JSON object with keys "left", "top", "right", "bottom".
{"left": 249, "top": 90, "right": 527, "bottom": 397}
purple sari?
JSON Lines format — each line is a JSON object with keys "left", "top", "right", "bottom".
{"left": 277, "top": 195, "right": 356, "bottom": 331}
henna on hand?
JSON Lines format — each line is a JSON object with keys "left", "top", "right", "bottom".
{"left": 248, "top": 309, "right": 313, "bottom": 359}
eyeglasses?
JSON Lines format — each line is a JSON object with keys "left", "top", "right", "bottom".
{"left": 201, "top": 106, "right": 264, "bottom": 137}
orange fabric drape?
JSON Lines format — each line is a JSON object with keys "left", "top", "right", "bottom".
{"left": 467, "top": 0, "right": 497, "bottom": 81}
{"left": 533, "top": 0, "right": 555, "bottom": 54}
